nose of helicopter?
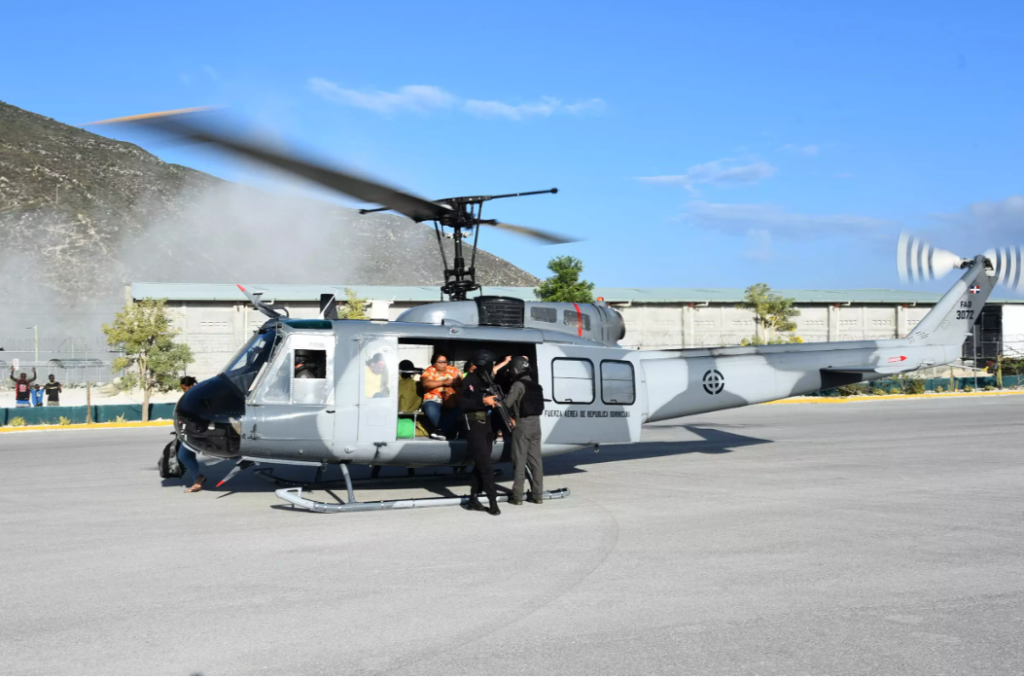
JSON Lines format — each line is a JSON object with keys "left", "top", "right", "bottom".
{"left": 174, "top": 375, "right": 245, "bottom": 459}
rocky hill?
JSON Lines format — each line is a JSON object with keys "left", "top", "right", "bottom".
{"left": 0, "top": 100, "right": 540, "bottom": 297}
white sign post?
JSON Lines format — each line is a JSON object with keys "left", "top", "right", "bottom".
{"left": 12, "top": 358, "right": 19, "bottom": 371}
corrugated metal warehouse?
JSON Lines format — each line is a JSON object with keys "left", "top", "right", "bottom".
{"left": 131, "top": 283, "right": 1024, "bottom": 380}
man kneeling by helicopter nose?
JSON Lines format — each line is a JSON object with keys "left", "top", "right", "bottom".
{"left": 462, "top": 349, "right": 503, "bottom": 515}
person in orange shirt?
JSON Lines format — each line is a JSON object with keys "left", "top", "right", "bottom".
{"left": 419, "top": 353, "right": 461, "bottom": 437}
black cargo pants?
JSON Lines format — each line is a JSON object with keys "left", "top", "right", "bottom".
{"left": 465, "top": 413, "right": 497, "bottom": 504}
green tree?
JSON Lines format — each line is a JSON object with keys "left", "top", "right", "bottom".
{"left": 102, "top": 298, "right": 193, "bottom": 421}
{"left": 737, "top": 283, "right": 801, "bottom": 343}
{"left": 339, "top": 287, "right": 369, "bottom": 319}
{"left": 535, "top": 256, "right": 595, "bottom": 303}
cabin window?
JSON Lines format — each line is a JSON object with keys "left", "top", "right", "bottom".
{"left": 293, "top": 348, "right": 328, "bottom": 405}
{"left": 601, "top": 360, "right": 635, "bottom": 405}
{"left": 254, "top": 335, "right": 334, "bottom": 406}
{"left": 552, "top": 358, "right": 595, "bottom": 404}
{"left": 530, "top": 307, "right": 557, "bottom": 323}
{"left": 562, "top": 310, "right": 591, "bottom": 331}
{"left": 258, "top": 349, "right": 292, "bottom": 404}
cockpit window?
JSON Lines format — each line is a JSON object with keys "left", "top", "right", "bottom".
{"left": 221, "top": 327, "right": 278, "bottom": 394}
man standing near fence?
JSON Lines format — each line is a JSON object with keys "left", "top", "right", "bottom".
{"left": 9, "top": 367, "right": 36, "bottom": 408}
{"left": 43, "top": 374, "right": 62, "bottom": 406}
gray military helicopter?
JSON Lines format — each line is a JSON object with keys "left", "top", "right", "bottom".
{"left": 90, "top": 111, "right": 1024, "bottom": 513}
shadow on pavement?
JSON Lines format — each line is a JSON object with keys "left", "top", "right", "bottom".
{"left": 545, "top": 425, "right": 773, "bottom": 477}
{"left": 163, "top": 424, "right": 772, "bottom": 499}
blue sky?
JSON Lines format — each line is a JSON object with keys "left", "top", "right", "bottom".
{"left": 4, "top": 0, "right": 1024, "bottom": 291}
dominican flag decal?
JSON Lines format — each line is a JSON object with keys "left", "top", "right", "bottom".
{"left": 969, "top": 284, "right": 981, "bottom": 294}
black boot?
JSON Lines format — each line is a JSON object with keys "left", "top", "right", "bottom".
{"left": 487, "top": 498, "right": 501, "bottom": 515}
{"left": 467, "top": 497, "right": 487, "bottom": 512}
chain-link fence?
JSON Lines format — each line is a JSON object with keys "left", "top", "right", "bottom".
{"left": 0, "top": 360, "right": 121, "bottom": 388}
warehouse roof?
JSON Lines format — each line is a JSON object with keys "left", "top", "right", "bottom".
{"left": 131, "top": 282, "right": 1024, "bottom": 305}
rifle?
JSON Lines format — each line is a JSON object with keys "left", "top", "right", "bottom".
{"left": 479, "top": 370, "right": 515, "bottom": 432}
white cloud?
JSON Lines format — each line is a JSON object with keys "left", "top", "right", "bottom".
{"left": 781, "top": 144, "right": 821, "bottom": 157}
{"left": 202, "top": 65, "right": 219, "bottom": 81}
{"left": 637, "top": 159, "right": 777, "bottom": 192}
{"left": 933, "top": 195, "right": 1024, "bottom": 241}
{"left": 308, "top": 78, "right": 604, "bottom": 120}
{"left": 563, "top": 98, "right": 606, "bottom": 115}
{"left": 464, "top": 96, "right": 606, "bottom": 120}
{"left": 307, "top": 79, "right": 457, "bottom": 114}
{"left": 684, "top": 201, "right": 891, "bottom": 237}
{"left": 742, "top": 228, "right": 773, "bottom": 261}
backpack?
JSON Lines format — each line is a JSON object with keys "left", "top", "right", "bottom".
{"left": 159, "top": 438, "right": 184, "bottom": 478}
{"left": 519, "top": 380, "right": 546, "bottom": 418}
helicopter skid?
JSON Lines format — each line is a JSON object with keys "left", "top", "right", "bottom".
{"left": 252, "top": 465, "right": 501, "bottom": 490}
{"left": 275, "top": 486, "right": 571, "bottom": 513}
{"left": 274, "top": 462, "right": 569, "bottom": 513}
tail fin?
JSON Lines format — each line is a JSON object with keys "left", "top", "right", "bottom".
{"left": 905, "top": 255, "right": 992, "bottom": 347}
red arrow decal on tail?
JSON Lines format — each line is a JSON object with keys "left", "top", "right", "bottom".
{"left": 888, "top": 355, "right": 907, "bottom": 363}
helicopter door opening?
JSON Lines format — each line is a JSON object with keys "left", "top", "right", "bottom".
{"left": 358, "top": 336, "right": 398, "bottom": 445}
{"left": 396, "top": 338, "right": 539, "bottom": 443}
{"left": 243, "top": 332, "right": 335, "bottom": 456}
{"left": 536, "top": 344, "right": 640, "bottom": 445}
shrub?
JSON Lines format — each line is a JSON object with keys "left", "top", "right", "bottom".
{"left": 872, "top": 388, "right": 886, "bottom": 396}
{"left": 963, "top": 385, "right": 974, "bottom": 393}
{"left": 935, "top": 385, "right": 945, "bottom": 393}
{"left": 837, "top": 383, "right": 866, "bottom": 397}
{"left": 114, "top": 414, "right": 126, "bottom": 423}
{"left": 9, "top": 417, "right": 26, "bottom": 427}
{"left": 904, "top": 379, "right": 926, "bottom": 395}
{"left": 983, "top": 384, "right": 996, "bottom": 391}
{"left": 889, "top": 387, "right": 902, "bottom": 395}
{"left": 58, "top": 416, "right": 71, "bottom": 426}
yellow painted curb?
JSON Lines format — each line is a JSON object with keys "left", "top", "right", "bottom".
{"left": 0, "top": 420, "right": 172, "bottom": 433}
{"left": 767, "top": 390, "right": 1024, "bottom": 405}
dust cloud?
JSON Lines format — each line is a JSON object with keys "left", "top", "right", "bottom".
{"left": 0, "top": 180, "right": 372, "bottom": 372}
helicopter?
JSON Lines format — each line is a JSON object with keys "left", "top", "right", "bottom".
{"left": 87, "top": 110, "right": 1024, "bottom": 514}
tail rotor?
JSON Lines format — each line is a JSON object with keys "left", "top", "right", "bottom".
{"left": 983, "top": 247, "right": 1024, "bottom": 293}
{"left": 897, "top": 231, "right": 964, "bottom": 284}
{"left": 897, "top": 231, "right": 1024, "bottom": 294}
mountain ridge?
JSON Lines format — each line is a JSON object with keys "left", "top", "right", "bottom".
{"left": 0, "top": 100, "right": 541, "bottom": 298}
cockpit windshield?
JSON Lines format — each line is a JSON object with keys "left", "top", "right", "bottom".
{"left": 221, "top": 327, "right": 278, "bottom": 394}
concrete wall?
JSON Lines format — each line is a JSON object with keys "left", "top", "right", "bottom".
{"left": 615, "top": 302, "right": 933, "bottom": 350}
{"left": 154, "top": 296, "right": 977, "bottom": 380}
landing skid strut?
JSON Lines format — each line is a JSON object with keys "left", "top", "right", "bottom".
{"left": 252, "top": 463, "right": 500, "bottom": 490}
{"left": 275, "top": 463, "right": 570, "bottom": 513}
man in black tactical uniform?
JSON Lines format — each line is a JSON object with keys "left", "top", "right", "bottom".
{"left": 461, "top": 349, "right": 502, "bottom": 515}
{"left": 503, "top": 356, "right": 545, "bottom": 505}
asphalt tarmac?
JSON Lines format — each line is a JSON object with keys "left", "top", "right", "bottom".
{"left": 2, "top": 396, "right": 1023, "bottom": 675}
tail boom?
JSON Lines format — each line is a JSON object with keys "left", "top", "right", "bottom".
{"left": 640, "top": 256, "right": 994, "bottom": 423}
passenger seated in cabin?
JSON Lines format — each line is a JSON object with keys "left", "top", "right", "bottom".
{"left": 420, "top": 353, "right": 462, "bottom": 436}
{"left": 294, "top": 350, "right": 323, "bottom": 379}
{"left": 397, "top": 360, "right": 431, "bottom": 438}
{"left": 365, "top": 352, "right": 390, "bottom": 398}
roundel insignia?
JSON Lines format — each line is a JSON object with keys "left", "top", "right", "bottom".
{"left": 702, "top": 369, "right": 725, "bottom": 395}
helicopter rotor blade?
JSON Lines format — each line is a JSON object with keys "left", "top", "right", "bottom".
{"left": 480, "top": 220, "right": 576, "bottom": 245}
{"left": 84, "top": 109, "right": 450, "bottom": 223}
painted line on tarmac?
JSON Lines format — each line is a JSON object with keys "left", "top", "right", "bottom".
{"left": 0, "top": 420, "right": 172, "bottom": 434}
{"left": 768, "top": 390, "right": 1024, "bottom": 405}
